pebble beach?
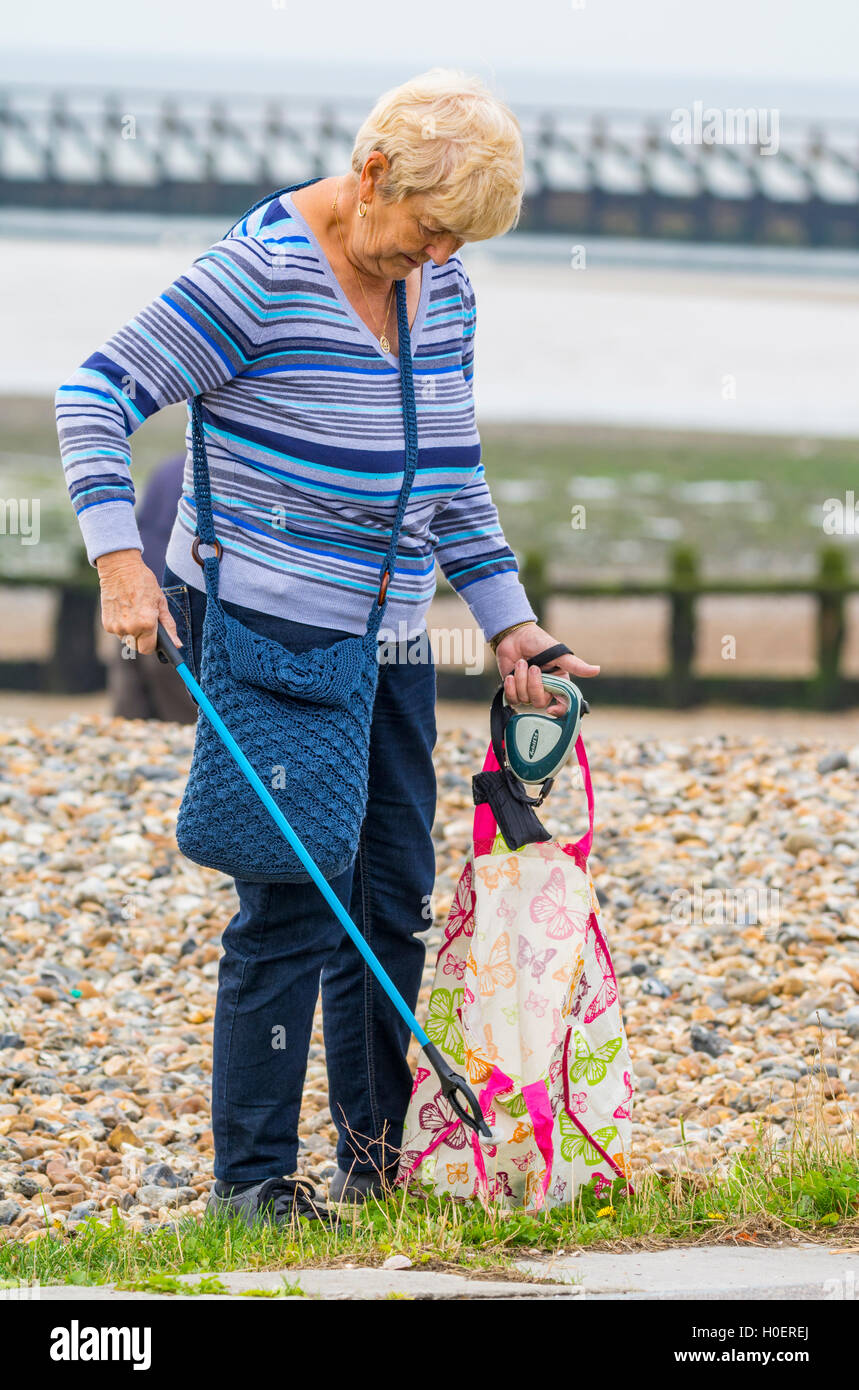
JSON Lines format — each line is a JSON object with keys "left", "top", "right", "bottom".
{"left": 0, "top": 714, "right": 857, "bottom": 1240}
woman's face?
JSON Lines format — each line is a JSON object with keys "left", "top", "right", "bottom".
{"left": 357, "top": 192, "right": 466, "bottom": 279}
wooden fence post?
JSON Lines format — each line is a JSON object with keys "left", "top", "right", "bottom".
{"left": 667, "top": 543, "right": 698, "bottom": 707}
{"left": 43, "top": 550, "right": 103, "bottom": 694}
{"left": 814, "top": 545, "right": 847, "bottom": 710}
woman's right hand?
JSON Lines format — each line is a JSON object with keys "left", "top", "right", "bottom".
{"left": 95, "top": 549, "right": 182, "bottom": 657}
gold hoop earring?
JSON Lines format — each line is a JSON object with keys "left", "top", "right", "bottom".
{"left": 358, "top": 201, "right": 367, "bottom": 218}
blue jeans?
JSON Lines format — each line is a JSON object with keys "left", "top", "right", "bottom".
{"left": 161, "top": 564, "right": 437, "bottom": 1181}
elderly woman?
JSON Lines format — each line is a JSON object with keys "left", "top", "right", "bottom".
{"left": 55, "top": 68, "right": 599, "bottom": 1226}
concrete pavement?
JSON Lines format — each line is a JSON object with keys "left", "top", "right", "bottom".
{"left": 24, "top": 1242, "right": 859, "bottom": 1301}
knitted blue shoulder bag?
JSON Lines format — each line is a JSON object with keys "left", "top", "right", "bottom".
{"left": 174, "top": 181, "right": 419, "bottom": 883}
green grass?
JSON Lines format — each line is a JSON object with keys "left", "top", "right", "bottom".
{"left": 239, "top": 1278, "right": 309, "bottom": 1298}
{"left": 2, "top": 396, "right": 856, "bottom": 584}
{"left": 0, "top": 397, "right": 189, "bottom": 580}
{"left": 0, "top": 1113, "right": 855, "bottom": 1291}
{"left": 480, "top": 422, "right": 859, "bottom": 585}
{"left": 114, "top": 1272, "right": 229, "bottom": 1296}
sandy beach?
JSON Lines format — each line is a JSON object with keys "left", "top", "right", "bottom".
{"left": 4, "top": 233, "right": 858, "bottom": 435}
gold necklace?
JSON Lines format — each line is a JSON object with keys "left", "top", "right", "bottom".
{"left": 332, "top": 180, "right": 395, "bottom": 353}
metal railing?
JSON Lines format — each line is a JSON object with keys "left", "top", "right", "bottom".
{"left": 2, "top": 85, "right": 858, "bottom": 246}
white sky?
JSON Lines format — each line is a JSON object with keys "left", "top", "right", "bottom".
{"left": 5, "top": 0, "right": 859, "bottom": 85}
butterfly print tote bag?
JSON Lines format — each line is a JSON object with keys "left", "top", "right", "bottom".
{"left": 396, "top": 732, "right": 635, "bottom": 1210}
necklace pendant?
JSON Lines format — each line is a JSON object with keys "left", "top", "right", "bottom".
{"left": 379, "top": 333, "right": 391, "bottom": 354}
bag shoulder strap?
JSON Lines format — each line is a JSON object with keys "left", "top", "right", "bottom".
{"left": 366, "top": 278, "right": 419, "bottom": 640}
{"left": 220, "top": 178, "right": 322, "bottom": 240}
{"left": 189, "top": 180, "right": 419, "bottom": 633}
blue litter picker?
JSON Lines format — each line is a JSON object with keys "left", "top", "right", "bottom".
{"left": 156, "top": 621, "right": 493, "bottom": 1141}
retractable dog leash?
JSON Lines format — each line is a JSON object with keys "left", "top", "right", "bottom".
{"left": 502, "top": 671, "right": 588, "bottom": 785}
{"left": 472, "top": 644, "right": 589, "bottom": 851}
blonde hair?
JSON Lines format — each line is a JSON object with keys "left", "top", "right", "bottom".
{"left": 350, "top": 68, "right": 524, "bottom": 242}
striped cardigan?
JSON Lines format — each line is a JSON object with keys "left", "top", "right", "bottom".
{"left": 55, "top": 187, "right": 537, "bottom": 641}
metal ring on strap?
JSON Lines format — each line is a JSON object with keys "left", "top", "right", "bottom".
{"left": 191, "top": 536, "right": 223, "bottom": 567}
{"left": 376, "top": 568, "right": 390, "bottom": 606}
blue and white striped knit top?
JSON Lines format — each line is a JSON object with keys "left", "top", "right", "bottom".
{"left": 55, "top": 187, "right": 537, "bottom": 641}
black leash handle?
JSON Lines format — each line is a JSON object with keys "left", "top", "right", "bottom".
{"left": 490, "top": 643, "right": 577, "bottom": 772}
{"left": 155, "top": 622, "right": 184, "bottom": 668}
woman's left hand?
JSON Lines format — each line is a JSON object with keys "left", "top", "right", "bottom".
{"left": 494, "top": 622, "right": 599, "bottom": 717}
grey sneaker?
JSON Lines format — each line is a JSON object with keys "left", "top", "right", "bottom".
{"left": 328, "top": 1163, "right": 400, "bottom": 1205}
{"left": 206, "top": 1176, "right": 336, "bottom": 1227}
